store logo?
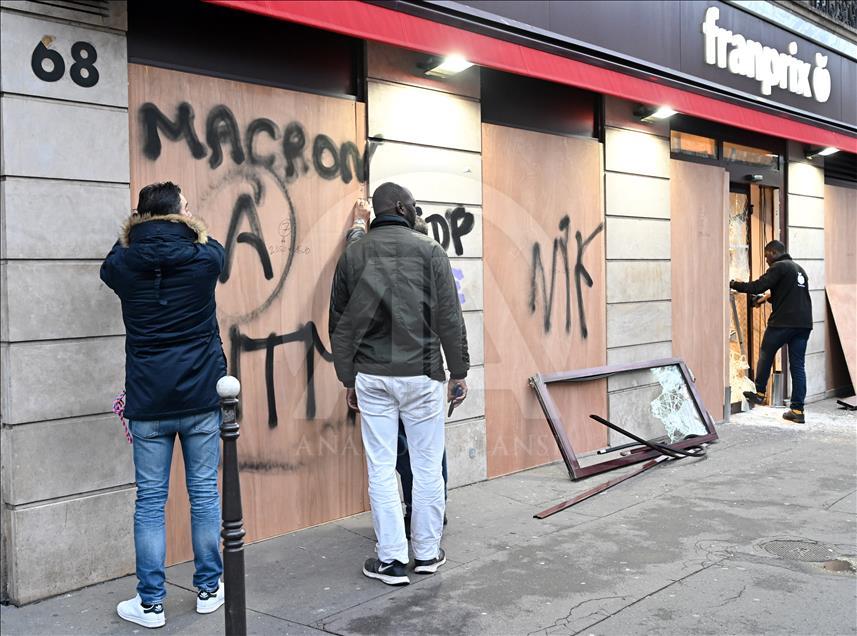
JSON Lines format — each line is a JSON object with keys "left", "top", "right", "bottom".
{"left": 702, "top": 7, "right": 832, "bottom": 103}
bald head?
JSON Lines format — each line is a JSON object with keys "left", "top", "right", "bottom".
{"left": 372, "top": 182, "right": 416, "bottom": 227}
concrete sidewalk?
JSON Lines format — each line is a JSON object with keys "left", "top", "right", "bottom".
{"left": 3, "top": 399, "right": 856, "bottom": 635}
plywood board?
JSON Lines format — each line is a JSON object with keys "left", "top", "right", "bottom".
{"left": 128, "top": 64, "right": 370, "bottom": 564}
{"left": 826, "top": 284, "right": 857, "bottom": 391}
{"left": 671, "top": 160, "right": 728, "bottom": 419}
{"left": 482, "top": 123, "right": 606, "bottom": 478}
{"left": 824, "top": 185, "right": 857, "bottom": 287}
{"left": 750, "top": 185, "right": 777, "bottom": 389}
{"left": 823, "top": 185, "right": 856, "bottom": 392}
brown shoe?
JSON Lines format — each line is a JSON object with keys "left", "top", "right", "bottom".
{"left": 782, "top": 409, "right": 805, "bottom": 424}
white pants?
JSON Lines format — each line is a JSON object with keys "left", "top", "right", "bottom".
{"left": 356, "top": 373, "right": 446, "bottom": 563}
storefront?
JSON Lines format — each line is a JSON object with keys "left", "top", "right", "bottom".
{"left": 1, "top": 0, "right": 854, "bottom": 604}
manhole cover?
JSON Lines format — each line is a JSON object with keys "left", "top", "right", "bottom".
{"left": 762, "top": 540, "right": 837, "bottom": 562}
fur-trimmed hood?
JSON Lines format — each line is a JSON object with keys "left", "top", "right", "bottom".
{"left": 120, "top": 213, "right": 209, "bottom": 247}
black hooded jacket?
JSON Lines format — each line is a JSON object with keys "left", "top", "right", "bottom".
{"left": 329, "top": 214, "right": 469, "bottom": 388}
{"left": 731, "top": 254, "right": 813, "bottom": 329}
{"left": 100, "top": 214, "right": 227, "bottom": 420}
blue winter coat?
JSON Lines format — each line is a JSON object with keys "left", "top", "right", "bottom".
{"left": 100, "top": 213, "right": 227, "bottom": 420}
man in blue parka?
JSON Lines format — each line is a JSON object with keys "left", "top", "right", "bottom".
{"left": 101, "top": 182, "right": 227, "bottom": 628}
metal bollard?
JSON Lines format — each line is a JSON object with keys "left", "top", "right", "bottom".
{"left": 217, "top": 376, "right": 247, "bottom": 636}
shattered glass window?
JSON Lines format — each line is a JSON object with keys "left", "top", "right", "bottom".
{"left": 578, "top": 364, "right": 710, "bottom": 467}
{"left": 650, "top": 366, "right": 708, "bottom": 442}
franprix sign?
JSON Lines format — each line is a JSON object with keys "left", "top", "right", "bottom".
{"left": 702, "top": 6, "right": 832, "bottom": 103}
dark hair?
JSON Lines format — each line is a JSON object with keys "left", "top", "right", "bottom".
{"left": 765, "top": 240, "right": 786, "bottom": 256}
{"left": 136, "top": 182, "right": 182, "bottom": 216}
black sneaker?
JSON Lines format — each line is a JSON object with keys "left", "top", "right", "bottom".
{"left": 362, "top": 558, "right": 410, "bottom": 585}
{"left": 414, "top": 548, "right": 447, "bottom": 574}
{"left": 782, "top": 409, "right": 805, "bottom": 423}
{"left": 742, "top": 391, "right": 765, "bottom": 407}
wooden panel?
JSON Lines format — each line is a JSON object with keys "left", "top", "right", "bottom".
{"left": 750, "top": 185, "right": 777, "bottom": 389}
{"left": 370, "top": 141, "right": 482, "bottom": 205}
{"left": 367, "top": 41, "right": 480, "bottom": 99}
{"left": 368, "top": 80, "right": 480, "bottom": 152}
{"left": 824, "top": 185, "right": 857, "bottom": 286}
{"left": 128, "top": 65, "right": 370, "bottom": 563}
{"left": 826, "top": 284, "right": 857, "bottom": 390}
{"left": 670, "top": 160, "right": 728, "bottom": 420}
{"left": 605, "top": 173, "right": 670, "bottom": 219}
{"left": 482, "top": 123, "right": 606, "bottom": 478}
{"left": 824, "top": 185, "right": 857, "bottom": 391}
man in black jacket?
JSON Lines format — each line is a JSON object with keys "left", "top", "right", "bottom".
{"left": 101, "top": 182, "right": 226, "bottom": 627}
{"left": 730, "top": 240, "right": 813, "bottom": 423}
{"left": 330, "top": 182, "right": 469, "bottom": 585}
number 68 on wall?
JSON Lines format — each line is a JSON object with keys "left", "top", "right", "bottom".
{"left": 31, "top": 40, "right": 99, "bottom": 88}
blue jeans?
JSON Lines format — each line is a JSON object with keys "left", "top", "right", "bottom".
{"left": 130, "top": 411, "right": 223, "bottom": 604}
{"left": 755, "top": 326, "right": 812, "bottom": 410}
{"left": 396, "top": 419, "right": 448, "bottom": 514}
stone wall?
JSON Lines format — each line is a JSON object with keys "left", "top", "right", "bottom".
{"left": 0, "top": 0, "right": 133, "bottom": 605}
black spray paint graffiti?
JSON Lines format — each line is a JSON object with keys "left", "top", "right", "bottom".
{"left": 229, "top": 322, "right": 336, "bottom": 428}
{"left": 141, "top": 101, "right": 374, "bottom": 426}
{"left": 140, "top": 101, "right": 376, "bottom": 185}
{"left": 530, "top": 215, "right": 604, "bottom": 339}
{"left": 416, "top": 206, "right": 475, "bottom": 256}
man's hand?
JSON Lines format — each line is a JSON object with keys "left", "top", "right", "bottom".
{"left": 448, "top": 378, "right": 468, "bottom": 407}
{"left": 729, "top": 279, "right": 740, "bottom": 290}
{"left": 346, "top": 387, "right": 360, "bottom": 412}
{"left": 752, "top": 291, "right": 771, "bottom": 307}
{"left": 351, "top": 198, "right": 371, "bottom": 227}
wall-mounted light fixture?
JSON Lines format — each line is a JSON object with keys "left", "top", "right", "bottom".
{"left": 634, "top": 104, "right": 678, "bottom": 123}
{"left": 804, "top": 146, "right": 839, "bottom": 160}
{"left": 421, "top": 54, "right": 473, "bottom": 78}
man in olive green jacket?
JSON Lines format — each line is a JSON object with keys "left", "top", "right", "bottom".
{"left": 329, "top": 182, "right": 468, "bottom": 585}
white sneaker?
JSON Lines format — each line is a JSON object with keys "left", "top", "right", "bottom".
{"left": 196, "top": 579, "right": 225, "bottom": 614}
{"left": 116, "top": 594, "right": 166, "bottom": 629}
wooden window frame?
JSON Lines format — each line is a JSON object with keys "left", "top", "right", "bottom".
{"left": 529, "top": 358, "right": 719, "bottom": 480}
